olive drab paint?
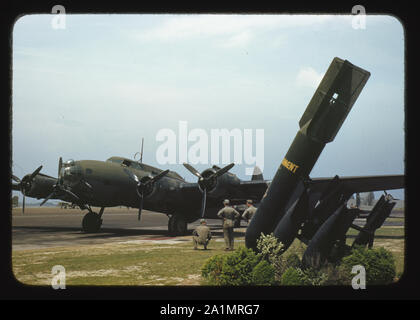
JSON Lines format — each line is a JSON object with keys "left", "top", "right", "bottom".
{"left": 245, "top": 57, "right": 371, "bottom": 250}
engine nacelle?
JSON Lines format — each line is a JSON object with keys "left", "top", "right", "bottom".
{"left": 138, "top": 175, "right": 157, "bottom": 198}
{"left": 197, "top": 167, "right": 240, "bottom": 198}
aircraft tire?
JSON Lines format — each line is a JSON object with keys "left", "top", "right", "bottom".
{"left": 168, "top": 215, "right": 188, "bottom": 236}
{"left": 82, "top": 212, "right": 102, "bottom": 233}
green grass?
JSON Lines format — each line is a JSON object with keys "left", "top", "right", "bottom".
{"left": 12, "top": 223, "right": 405, "bottom": 286}
{"left": 12, "top": 239, "right": 244, "bottom": 286}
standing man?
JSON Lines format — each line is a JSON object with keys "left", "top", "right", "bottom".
{"left": 217, "top": 199, "right": 240, "bottom": 251}
{"left": 242, "top": 200, "right": 257, "bottom": 225}
{"left": 192, "top": 219, "right": 212, "bottom": 250}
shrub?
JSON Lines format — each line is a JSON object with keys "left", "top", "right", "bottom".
{"left": 280, "top": 267, "right": 328, "bottom": 286}
{"left": 281, "top": 267, "right": 307, "bottom": 285}
{"left": 201, "top": 254, "right": 226, "bottom": 285}
{"left": 285, "top": 253, "right": 302, "bottom": 270}
{"left": 201, "top": 247, "right": 261, "bottom": 285}
{"left": 338, "top": 246, "right": 396, "bottom": 285}
{"left": 298, "top": 267, "right": 328, "bottom": 286}
{"left": 256, "top": 233, "right": 287, "bottom": 281}
{"left": 256, "top": 233, "right": 285, "bottom": 260}
{"left": 219, "top": 247, "right": 260, "bottom": 285}
{"left": 251, "top": 260, "right": 276, "bottom": 286}
{"left": 318, "top": 263, "right": 347, "bottom": 286}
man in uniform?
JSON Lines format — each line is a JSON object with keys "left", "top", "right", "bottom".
{"left": 242, "top": 199, "right": 257, "bottom": 224}
{"left": 217, "top": 199, "right": 240, "bottom": 251}
{"left": 192, "top": 219, "right": 212, "bottom": 250}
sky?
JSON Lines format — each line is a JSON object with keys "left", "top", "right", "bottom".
{"left": 11, "top": 14, "right": 405, "bottom": 200}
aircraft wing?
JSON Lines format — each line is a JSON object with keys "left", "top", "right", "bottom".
{"left": 178, "top": 174, "right": 403, "bottom": 205}
{"left": 307, "top": 174, "right": 404, "bottom": 194}
{"left": 178, "top": 180, "right": 270, "bottom": 203}
{"left": 235, "top": 174, "right": 404, "bottom": 201}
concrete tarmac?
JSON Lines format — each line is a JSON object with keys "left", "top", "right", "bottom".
{"left": 12, "top": 207, "right": 403, "bottom": 251}
{"left": 11, "top": 207, "right": 244, "bottom": 251}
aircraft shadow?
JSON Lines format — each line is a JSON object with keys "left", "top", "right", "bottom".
{"left": 13, "top": 226, "right": 176, "bottom": 238}
{"left": 13, "top": 225, "right": 247, "bottom": 239}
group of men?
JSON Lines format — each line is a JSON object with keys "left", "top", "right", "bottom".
{"left": 192, "top": 199, "right": 257, "bottom": 251}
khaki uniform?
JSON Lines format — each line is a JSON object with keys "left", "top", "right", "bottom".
{"left": 192, "top": 225, "right": 212, "bottom": 250}
{"left": 217, "top": 206, "right": 240, "bottom": 250}
{"left": 242, "top": 205, "right": 257, "bottom": 223}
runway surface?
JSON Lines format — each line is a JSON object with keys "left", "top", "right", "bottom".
{"left": 12, "top": 207, "right": 403, "bottom": 251}
{"left": 11, "top": 207, "right": 243, "bottom": 251}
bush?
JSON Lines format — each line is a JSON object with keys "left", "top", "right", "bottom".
{"left": 256, "top": 233, "right": 285, "bottom": 260}
{"left": 251, "top": 260, "right": 276, "bottom": 286}
{"left": 298, "top": 267, "right": 328, "bottom": 286}
{"left": 201, "top": 254, "right": 226, "bottom": 285}
{"left": 281, "top": 268, "right": 307, "bottom": 285}
{"left": 285, "top": 253, "right": 301, "bottom": 269}
{"left": 280, "top": 267, "right": 328, "bottom": 286}
{"left": 338, "top": 246, "right": 396, "bottom": 285}
{"left": 201, "top": 247, "right": 262, "bottom": 285}
{"left": 256, "top": 233, "right": 287, "bottom": 281}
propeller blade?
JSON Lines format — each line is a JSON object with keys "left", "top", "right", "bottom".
{"left": 30, "top": 166, "right": 43, "bottom": 180}
{"left": 81, "top": 179, "right": 93, "bottom": 191}
{"left": 62, "top": 188, "right": 80, "bottom": 202}
{"left": 12, "top": 183, "right": 21, "bottom": 191}
{"left": 22, "top": 195, "right": 25, "bottom": 214}
{"left": 210, "top": 163, "right": 235, "bottom": 179}
{"left": 183, "top": 163, "right": 202, "bottom": 179}
{"left": 58, "top": 157, "right": 63, "bottom": 177}
{"left": 148, "top": 169, "right": 170, "bottom": 184}
{"left": 200, "top": 188, "right": 207, "bottom": 218}
{"left": 138, "top": 196, "right": 144, "bottom": 221}
{"left": 12, "top": 175, "right": 21, "bottom": 183}
{"left": 40, "top": 192, "right": 55, "bottom": 207}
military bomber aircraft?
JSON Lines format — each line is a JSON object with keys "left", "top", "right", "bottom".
{"left": 11, "top": 57, "right": 404, "bottom": 244}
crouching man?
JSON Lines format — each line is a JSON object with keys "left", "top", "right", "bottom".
{"left": 193, "top": 219, "right": 212, "bottom": 250}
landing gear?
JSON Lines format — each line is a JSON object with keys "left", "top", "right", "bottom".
{"left": 81, "top": 207, "right": 104, "bottom": 233}
{"left": 168, "top": 215, "right": 188, "bottom": 236}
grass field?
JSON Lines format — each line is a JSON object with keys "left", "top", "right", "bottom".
{"left": 12, "top": 219, "right": 405, "bottom": 286}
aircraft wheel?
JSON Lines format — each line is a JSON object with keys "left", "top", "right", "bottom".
{"left": 168, "top": 215, "right": 188, "bottom": 236}
{"left": 82, "top": 212, "right": 102, "bottom": 233}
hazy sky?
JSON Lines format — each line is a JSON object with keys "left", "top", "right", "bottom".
{"left": 12, "top": 14, "right": 405, "bottom": 200}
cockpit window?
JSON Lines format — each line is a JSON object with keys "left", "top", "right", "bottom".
{"left": 106, "top": 158, "right": 123, "bottom": 165}
{"left": 122, "top": 159, "right": 132, "bottom": 167}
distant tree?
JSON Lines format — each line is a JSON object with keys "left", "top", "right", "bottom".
{"left": 11, "top": 196, "right": 18, "bottom": 208}
{"left": 356, "top": 193, "right": 361, "bottom": 208}
{"left": 366, "top": 192, "right": 375, "bottom": 206}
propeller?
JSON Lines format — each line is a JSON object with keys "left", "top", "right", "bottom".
{"left": 183, "top": 162, "right": 235, "bottom": 218}
{"left": 40, "top": 158, "right": 80, "bottom": 207}
{"left": 12, "top": 165, "right": 43, "bottom": 214}
{"left": 124, "top": 168, "right": 169, "bottom": 221}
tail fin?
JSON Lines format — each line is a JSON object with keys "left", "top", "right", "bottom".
{"left": 251, "top": 166, "right": 264, "bottom": 181}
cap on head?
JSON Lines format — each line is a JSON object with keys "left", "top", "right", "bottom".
{"left": 200, "top": 219, "right": 206, "bottom": 224}
{"left": 223, "top": 199, "right": 230, "bottom": 205}
{"left": 246, "top": 200, "right": 253, "bottom": 205}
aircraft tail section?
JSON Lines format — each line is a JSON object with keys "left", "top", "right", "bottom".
{"left": 251, "top": 166, "right": 264, "bottom": 181}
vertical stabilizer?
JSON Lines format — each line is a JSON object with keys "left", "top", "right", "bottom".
{"left": 251, "top": 166, "right": 264, "bottom": 181}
